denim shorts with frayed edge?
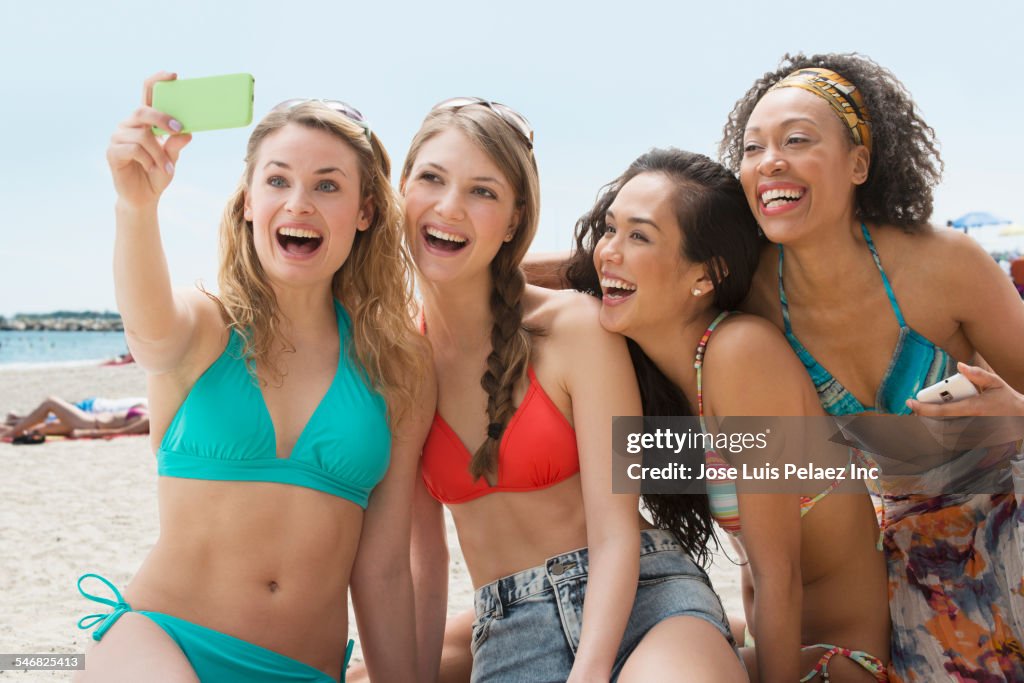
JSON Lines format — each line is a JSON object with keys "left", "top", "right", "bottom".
{"left": 470, "top": 528, "right": 740, "bottom": 683}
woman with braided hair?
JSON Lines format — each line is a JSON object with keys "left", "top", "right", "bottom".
{"left": 402, "top": 99, "right": 745, "bottom": 683}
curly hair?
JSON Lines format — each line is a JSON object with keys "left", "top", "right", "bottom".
{"left": 566, "top": 148, "right": 764, "bottom": 565}
{"left": 400, "top": 104, "right": 540, "bottom": 481}
{"left": 215, "top": 102, "right": 428, "bottom": 426}
{"left": 719, "top": 52, "right": 943, "bottom": 230}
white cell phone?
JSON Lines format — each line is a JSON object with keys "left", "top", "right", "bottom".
{"left": 915, "top": 373, "right": 979, "bottom": 404}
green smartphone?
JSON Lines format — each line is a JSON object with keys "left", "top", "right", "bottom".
{"left": 151, "top": 73, "right": 254, "bottom": 135}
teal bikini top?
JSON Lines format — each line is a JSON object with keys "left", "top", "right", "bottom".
{"left": 157, "top": 301, "right": 391, "bottom": 508}
{"left": 779, "top": 223, "right": 954, "bottom": 416}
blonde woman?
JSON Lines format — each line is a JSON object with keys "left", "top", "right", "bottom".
{"left": 404, "top": 100, "right": 744, "bottom": 683}
{"left": 74, "top": 73, "right": 433, "bottom": 682}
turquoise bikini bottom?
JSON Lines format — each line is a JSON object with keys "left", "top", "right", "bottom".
{"left": 77, "top": 573, "right": 351, "bottom": 682}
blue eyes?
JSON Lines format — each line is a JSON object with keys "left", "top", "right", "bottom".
{"left": 266, "top": 176, "right": 337, "bottom": 192}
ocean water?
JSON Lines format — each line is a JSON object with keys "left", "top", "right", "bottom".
{"left": 0, "top": 330, "right": 129, "bottom": 367}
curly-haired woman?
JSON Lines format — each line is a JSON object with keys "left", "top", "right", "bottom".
{"left": 721, "top": 53, "right": 1024, "bottom": 681}
{"left": 74, "top": 74, "right": 433, "bottom": 682}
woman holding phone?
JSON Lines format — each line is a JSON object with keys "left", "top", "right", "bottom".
{"left": 403, "top": 99, "right": 744, "bottom": 683}
{"left": 74, "top": 73, "right": 433, "bottom": 682}
{"left": 721, "top": 53, "right": 1024, "bottom": 681}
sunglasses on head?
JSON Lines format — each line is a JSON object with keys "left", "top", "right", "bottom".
{"left": 273, "top": 98, "right": 372, "bottom": 142}
{"left": 431, "top": 97, "right": 534, "bottom": 151}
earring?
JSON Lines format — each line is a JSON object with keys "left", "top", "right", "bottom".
{"left": 692, "top": 288, "right": 702, "bottom": 296}
{"left": 504, "top": 230, "right": 515, "bottom": 243}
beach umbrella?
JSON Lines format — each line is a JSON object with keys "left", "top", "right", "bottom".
{"left": 947, "top": 211, "right": 1011, "bottom": 230}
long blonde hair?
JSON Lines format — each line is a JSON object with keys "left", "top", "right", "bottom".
{"left": 400, "top": 104, "right": 540, "bottom": 479}
{"left": 215, "top": 102, "right": 428, "bottom": 425}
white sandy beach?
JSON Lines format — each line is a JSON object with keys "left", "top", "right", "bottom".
{"left": 0, "top": 362, "right": 742, "bottom": 681}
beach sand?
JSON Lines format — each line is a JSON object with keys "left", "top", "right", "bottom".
{"left": 0, "top": 362, "right": 742, "bottom": 680}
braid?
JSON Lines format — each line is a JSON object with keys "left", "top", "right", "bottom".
{"left": 469, "top": 253, "right": 531, "bottom": 480}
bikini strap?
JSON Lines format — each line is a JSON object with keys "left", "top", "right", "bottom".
{"left": 76, "top": 573, "right": 133, "bottom": 641}
{"left": 777, "top": 246, "right": 796, "bottom": 335}
{"left": 799, "top": 643, "right": 888, "bottom": 682}
{"left": 695, "top": 311, "right": 730, "bottom": 432}
{"left": 780, "top": 225, "right": 907, "bottom": 331}
{"left": 860, "top": 222, "right": 907, "bottom": 328}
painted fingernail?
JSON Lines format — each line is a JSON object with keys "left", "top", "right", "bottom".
{"left": 168, "top": 119, "right": 182, "bottom": 132}
{"left": 165, "top": 162, "right": 175, "bottom": 174}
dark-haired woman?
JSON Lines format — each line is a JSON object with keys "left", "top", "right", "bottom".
{"left": 721, "top": 53, "right": 1024, "bottom": 681}
{"left": 403, "top": 102, "right": 745, "bottom": 683}
{"left": 567, "top": 147, "right": 889, "bottom": 682}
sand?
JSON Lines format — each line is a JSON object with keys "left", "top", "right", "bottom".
{"left": 0, "top": 362, "right": 741, "bottom": 681}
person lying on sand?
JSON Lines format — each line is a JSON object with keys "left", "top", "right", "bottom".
{"left": 1, "top": 396, "right": 149, "bottom": 442}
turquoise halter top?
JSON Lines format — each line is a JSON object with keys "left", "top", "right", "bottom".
{"left": 779, "top": 223, "right": 954, "bottom": 416}
{"left": 157, "top": 300, "right": 391, "bottom": 508}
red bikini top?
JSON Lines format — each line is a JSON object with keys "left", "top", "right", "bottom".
{"left": 421, "top": 366, "right": 580, "bottom": 504}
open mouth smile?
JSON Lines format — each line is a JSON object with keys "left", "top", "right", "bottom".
{"left": 276, "top": 225, "right": 324, "bottom": 257}
{"left": 422, "top": 224, "right": 470, "bottom": 254}
{"left": 600, "top": 275, "right": 637, "bottom": 306}
{"left": 758, "top": 184, "right": 806, "bottom": 215}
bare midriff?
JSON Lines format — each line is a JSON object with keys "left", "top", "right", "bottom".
{"left": 126, "top": 477, "right": 363, "bottom": 679}
{"left": 450, "top": 474, "right": 653, "bottom": 588}
{"left": 798, "top": 493, "right": 889, "bottom": 654}
{"left": 740, "top": 491, "right": 889, "bottom": 656}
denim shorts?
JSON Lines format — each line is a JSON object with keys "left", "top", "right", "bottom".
{"left": 469, "top": 529, "right": 737, "bottom": 683}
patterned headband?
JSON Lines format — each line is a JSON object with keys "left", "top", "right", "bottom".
{"left": 769, "top": 67, "right": 872, "bottom": 154}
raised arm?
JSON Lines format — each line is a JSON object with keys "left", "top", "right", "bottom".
{"left": 350, "top": 369, "right": 436, "bottom": 682}
{"left": 108, "top": 72, "right": 209, "bottom": 373}
{"left": 556, "top": 295, "right": 643, "bottom": 682}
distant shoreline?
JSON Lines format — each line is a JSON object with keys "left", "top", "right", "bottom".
{"left": 0, "top": 314, "right": 123, "bottom": 332}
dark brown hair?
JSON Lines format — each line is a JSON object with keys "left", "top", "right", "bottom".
{"left": 567, "top": 148, "right": 764, "bottom": 565}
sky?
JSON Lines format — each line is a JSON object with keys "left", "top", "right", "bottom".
{"left": 1, "top": 1, "right": 1021, "bottom": 315}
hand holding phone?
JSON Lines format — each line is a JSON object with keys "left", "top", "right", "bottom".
{"left": 909, "top": 363, "right": 1024, "bottom": 418}
{"left": 915, "top": 373, "right": 980, "bottom": 404}
{"left": 107, "top": 72, "right": 196, "bottom": 208}
{"left": 151, "top": 73, "right": 254, "bottom": 135}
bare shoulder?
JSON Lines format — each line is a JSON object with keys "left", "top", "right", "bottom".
{"left": 524, "top": 285, "right": 631, "bottom": 385}
{"left": 703, "top": 313, "right": 818, "bottom": 416}
{"left": 704, "top": 312, "right": 795, "bottom": 367}
{"left": 524, "top": 285, "right": 609, "bottom": 341}
{"left": 874, "top": 222, "right": 1011, "bottom": 307}
{"left": 874, "top": 222, "right": 992, "bottom": 278}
